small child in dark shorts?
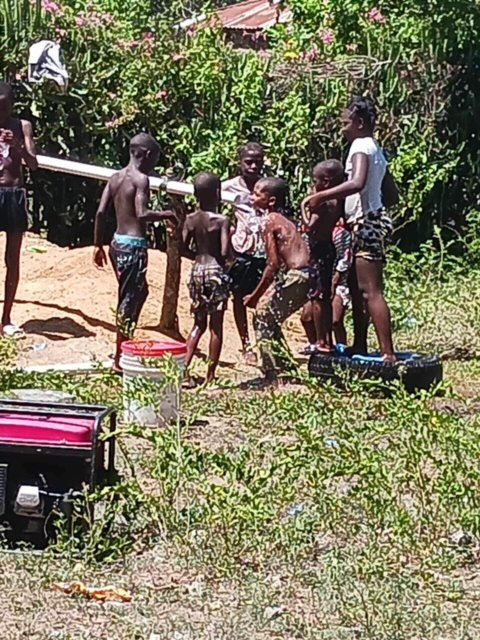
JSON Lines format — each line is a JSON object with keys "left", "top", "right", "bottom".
{"left": 183, "top": 172, "right": 231, "bottom": 386}
{"left": 300, "top": 160, "right": 345, "bottom": 353}
{"left": 93, "top": 133, "right": 177, "bottom": 372}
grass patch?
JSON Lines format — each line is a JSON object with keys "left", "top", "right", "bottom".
{"left": 0, "top": 248, "right": 480, "bottom": 638}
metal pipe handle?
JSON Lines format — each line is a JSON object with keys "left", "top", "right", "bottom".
{"left": 36, "top": 154, "right": 236, "bottom": 204}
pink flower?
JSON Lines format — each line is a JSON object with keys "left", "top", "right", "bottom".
{"left": 107, "top": 92, "right": 117, "bottom": 100}
{"left": 367, "top": 7, "right": 387, "bottom": 24}
{"left": 304, "top": 47, "right": 319, "bottom": 62}
{"left": 106, "top": 117, "right": 119, "bottom": 129}
{"left": 156, "top": 90, "right": 169, "bottom": 100}
{"left": 346, "top": 43, "right": 358, "bottom": 53}
{"left": 320, "top": 29, "right": 335, "bottom": 45}
{"left": 55, "top": 27, "right": 67, "bottom": 37}
{"left": 42, "top": 0, "right": 60, "bottom": 12}
{"left": 102, "top": 13, "right": 114, "bottom": 23}
{"left": 75, "top": 16, "right": 86, "bottom": 27}
{"left": 186, "top": 26, "right": 196, "bottom": 37}
{"left": 143, "top": 32, "right": 155, "bottom": 43}
{"left": 171, "top": 52, "right": 185, "bottom": 62}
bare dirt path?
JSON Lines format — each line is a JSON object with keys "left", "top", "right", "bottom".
{"left": 0, "top": 234, "right": 307, "bottom": 379}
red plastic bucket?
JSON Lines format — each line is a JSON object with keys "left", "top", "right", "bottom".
{"left": 121, "top": 339, "right": 187, "bottom": 359}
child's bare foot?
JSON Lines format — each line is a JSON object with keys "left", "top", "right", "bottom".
{"left": 182, "top": 375, "right": 198, "bottom": 389}
{"left": 243, "top": 349, "right": 258, "bottom": 366}
{"left": 382, "top": 353, "right": 397, "bottom": 363}
{"left": 315, "top": 344, "right": 335, "bottom": 354}
{"left": 203, "top": 377, "right": 223, "bottom": 392}
{"left": 112, "top": 360, "right": 123, "bottom": 375}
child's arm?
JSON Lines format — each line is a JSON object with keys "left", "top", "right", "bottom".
{"left": 244, "top": 218, "right": 280, "bottom": 308}
{"left": 181, "top": 216, "right": 196, "bottom": 260}
{"left": 303, "top": 154, "right": 368, "bottom": 211}
{"left": 93, "top": 181, "right": 112, "bottom": 268}
{"left": 135, "top": 174, "right": 178, "bottom": 224}
{"left": 4, "top": 120, "right": 38, "bottom": 170}
{"left": 220, "top": 217, "right": 232, "bottom": 266}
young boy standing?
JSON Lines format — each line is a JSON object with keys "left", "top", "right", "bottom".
{"left": 301, "top": 160, "right": 345, "bottom": 353}
{"left": 0, "top": 82, "right": 38, "bottom": 336}
{"left": 93, "top": 133, "right": 177, "bottom": 371}
{"left": 244, "top": 178, "right": 311, "bottom": 382}
{"left": 183, "top": 172, "right": 231, "bottom": 386}
{"left": 222, "top": 142, "right": 266, "bottom": 364}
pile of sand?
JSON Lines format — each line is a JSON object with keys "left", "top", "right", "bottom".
{"left": 0, "top": 234, "right": 306, "bottom": 378}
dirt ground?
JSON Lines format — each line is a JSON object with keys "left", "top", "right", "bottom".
{"left": 0, "top": 234, "right": 307, "bottom": 378}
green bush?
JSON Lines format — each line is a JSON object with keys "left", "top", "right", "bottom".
{"left": 1, "top": 0, "right": 479, "bottom": 248}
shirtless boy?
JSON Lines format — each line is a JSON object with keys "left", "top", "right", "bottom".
{"left": 244, "top": 178, "right": 311, "bottom": 381}
{"left": 93, "top": 133, "right": 177, "bottom": 371}
{"left": 183, "top": 172, "right": 231, "bottom": 385}
{"left": 300, "top": 160, "right": 345, "bottom": 353}
{"left": 0, "top": 82, "right": 38, "bottom": 336}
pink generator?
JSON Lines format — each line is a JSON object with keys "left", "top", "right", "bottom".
{"left": 0, "top": 399, "right": 116, "bottom": 549}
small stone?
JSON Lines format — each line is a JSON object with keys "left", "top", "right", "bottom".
{"left": 263, "top": 605, "right": 286, "bottom": 621}
{"left": 187, "top": 580, "right": 204, "bottom": 597}
{"left": 451, "top": 529, "right": 474, "bottom": 546}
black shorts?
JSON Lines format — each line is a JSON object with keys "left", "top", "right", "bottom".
{"left": 228, "top": 252, "right": 266, "bottom": 296}
{"left": 0, "top": 187, "right": 28, "bottom": 233}
{"left": 308, "top": 241, "right": 335, "bottom": 300}
{"left": 109, "top": 236, "right": 149, "bottom": 335}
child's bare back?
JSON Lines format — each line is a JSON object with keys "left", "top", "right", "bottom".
{"left": 308, "top": 199, "right": 343, "bottom": 244}
{"left": 268, "top": 211, "right": 310, "bottom": 270}
{"left": 106, "top": 166, "right": 149, "bottom": 237}
{"left": 184, "top": 209, "right": 230, "bottom": 266}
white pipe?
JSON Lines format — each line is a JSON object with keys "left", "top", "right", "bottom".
{"left": 36, "top": 154, "right": 237, "bottom": 204}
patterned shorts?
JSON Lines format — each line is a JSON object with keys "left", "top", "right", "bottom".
{"left": 109, "top": 236, "right": 149, "bottom": 336}
{"left": 189, "top": 262, "right": 230, "bottom": 315}
{"left": 351, "top": 209, "right": 393, "bottom": 261}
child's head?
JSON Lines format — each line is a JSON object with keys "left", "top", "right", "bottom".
{"left": 194, "top": 172, "right": 221, "bottom": 209}
{"left": 313, "top": 159, "right": 345, "bottom": 192}
{"left": 253, "top": 177, "right": 288, "bottom": 213}
{"left": 0, "top": 82, "right": 14, "bottom": 125}
{"left": 129, "top": 133, "right": 160, "bottom": 173}
{"left": 239, "top": 142, "right": 264, "bottom": 182}
{"left": 341, "top": 97, "right": 377, "bottom": 142}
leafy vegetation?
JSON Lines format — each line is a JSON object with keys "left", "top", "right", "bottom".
{"left": 0, "top": 245, "right": 479, "bottom": 637}
{"left": 1, "top": 1, "right": 480, "bottom": 636}
{"left": 1, "top": 0, "right": 479, "bottom": 249}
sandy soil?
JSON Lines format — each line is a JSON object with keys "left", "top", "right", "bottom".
{"left": 0, "top": 234, "right": 307, "bottom": 378}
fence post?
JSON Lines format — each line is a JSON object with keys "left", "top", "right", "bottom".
{"left": 158, "top": 197, "right": 187, "bottom": 338}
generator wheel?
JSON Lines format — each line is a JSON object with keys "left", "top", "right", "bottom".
{"left": 308, "top": 352, "right": 442, "bottom": 393}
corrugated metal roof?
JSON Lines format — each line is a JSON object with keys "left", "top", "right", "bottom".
{"left": 215, "top": 0, "right": 291, "bottom": 31}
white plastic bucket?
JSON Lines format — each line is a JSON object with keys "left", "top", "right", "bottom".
{"left": 120, "top": 340, "right": 187, "bottom": 426}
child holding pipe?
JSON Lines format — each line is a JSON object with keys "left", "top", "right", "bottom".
{"left": 93, "top": 133, "right": 177, "bottom": 372}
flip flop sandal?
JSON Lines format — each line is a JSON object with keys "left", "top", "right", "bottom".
{"left": 298, "top": 345, "right": 318, "bottom": 356}
{"left": 2, "top": 324, "right": 25, "bottom": 339}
